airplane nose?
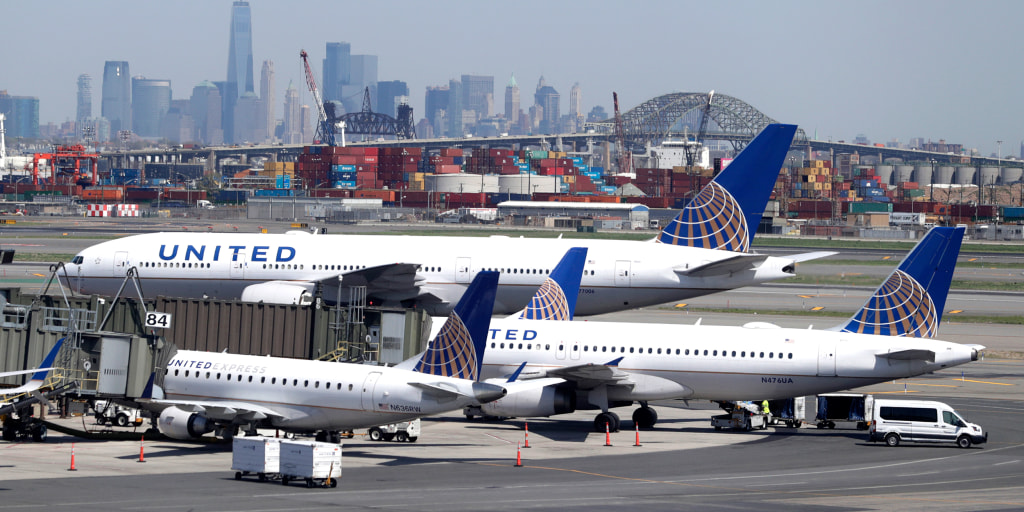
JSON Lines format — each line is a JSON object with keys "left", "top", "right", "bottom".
{"left": 471, "top": 382, "right": 506, "bottom": 404}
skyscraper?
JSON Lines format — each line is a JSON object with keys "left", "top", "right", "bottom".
{"left": 282, "top": 81, "right": 302, "bottom": 144}
{"left": 504, "top": 74, "right": 519, "bottom": 120}
{"left": 343, "top": 54, "right": 378, "bottom": 113}
{"left": 376, "top": 80, "right": 409, "bottom": 118}
{"left": 76, "top": 74, "right": 92, "bottom": 139}
{"left": 190, "top": 81, "right": 223, "bottom": 145}
{"left": 131, "top": 77, "right": 171, "bottom": 138}
{"left": 0, "top": 91, "right": 40, "bottom": 139}
{"left": 322, "top": 42, "right": 351, "bottom": 103}
{"left": 447, "top": 79, "right": 463, "bottom": 137}
{"left": 101, "top": 61, "right": 131, "bottom": 137}
{"left": 424, "top": 85, "right": 449, "bottom": 137}
{"left": 226, "top": 1, "right": 254, "bottom": 98}
{"left": 260, "top": 60, "right": 275, "bottom": 143}
{"left": 233, "top": 92, "right": 263, "bottom": 143}
{"left": 568, "top": 83, "right": 582, "bottom": 132}
{"left": 534, "top": 78, "right": 559, "bottom": 134}
{"left": 461, "top": 75, "right": 494, "bottom": 120}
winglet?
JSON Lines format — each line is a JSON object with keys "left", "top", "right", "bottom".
{"left": 517, "top": 247, "right": 587, "bottom": 321}
{"left": 140, "top": 372, "right": 157, "bottom": 400}
{"left": 29, "top": 337, "right": 65, "bottom": 382}
{"left": 506, "top": 362, "right": 528, "bottom": 383}
{"left": 837, "top": 226, "right": 964, "bottom": 337}
{"left": 413, "top": 271, "right": 499, "bottom": 381}
{"left": 605, "top": 357, "right": 624, "bottom": 367}
{"left": 658, "top": 123, "right": 797, "bottom": 252}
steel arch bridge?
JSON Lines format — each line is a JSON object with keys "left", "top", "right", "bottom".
{"left": 587, "top": 92, "right": 807, "bottom": 151}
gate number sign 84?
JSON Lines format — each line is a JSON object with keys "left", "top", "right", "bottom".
{"left": 145, "top": 312, "right": 172, "bottom": 329}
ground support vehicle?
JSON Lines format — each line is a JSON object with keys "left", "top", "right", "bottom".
{"left": 367, "top": 419, "right": 420, "bottom": 442}
{"left": 815, "top": 393, "right": 873, "bottom": 430}
{"left": 766, "top": 397, "right": 806, "bottom": 427}
{"left": 279, "top": 440, "right": 341, "bottom": 488}
{"left": 711, "top": 402, "right": 767, "bottom": 431}
{"left": 232, "top": 436, "right": 281, "bottom": 482}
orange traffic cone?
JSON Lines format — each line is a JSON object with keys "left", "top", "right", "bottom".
{"left": 515, "top": 442, "right": 523, "bottom": 467}
{"left": 634, "top": 423, "right": 642, "bottom": 447}
{"left": 68, "top": 443, "right": 77, "bottom": 471}
{"left": 138, "top": 435, "right": 146, "bottom": 463}
{"left": 604, "top": 422, "right": 612, "bottom": 447}
{"left": 523, "top": 422, "right": 531, "bottom": 448}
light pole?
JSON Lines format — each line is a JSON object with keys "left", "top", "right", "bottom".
{"left": 995, "top": 140, "right": 1003, "bottom": 206}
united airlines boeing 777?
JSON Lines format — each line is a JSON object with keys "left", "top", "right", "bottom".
{"left": 61, "top": 124, "right": 832, "bottom": 316}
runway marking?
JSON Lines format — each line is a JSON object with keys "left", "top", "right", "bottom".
{"left": 948, "top": 309, "right": 964, "bottom": 314}
{"left": 483, "top": 432, "right": 516, "bottom": 444}
{"left": 874, "top": 390, "right": 922, "bottom": 394}
{"left": 674, "top": 303, "right": 687, "bottom": 308}
{"left": 955, "top": 378, "right": 1014, "bottom": 386}
{"left": 993, "top": 460, "right": 1020, "bottom": 466}
{"left": 810, "top": 306, "right": 825, "bottom": 311}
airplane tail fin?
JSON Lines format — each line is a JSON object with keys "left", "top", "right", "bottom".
{"left": 515, "top": 247, "right": 588, "bottom": 321}
{"left": 658, "top": 123, "right": 797, "bottom": 252}
{"left": 29, "top": 337, "right": 66, "bottom": 383}
{"left": 413, "top": 271, "right": 499, "bottom": 381}
{"left": 836, "top": 226, "right": 964, "bottom": 337}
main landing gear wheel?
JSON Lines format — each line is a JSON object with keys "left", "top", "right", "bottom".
{"left": 632, "top": 407, "right": 658, "bottom": 429}
{"left": 594, "top": 412, "right": 621, "bottom": 433}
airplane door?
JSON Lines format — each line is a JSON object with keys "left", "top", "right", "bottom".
{"left": 360, "top": 371, "right": 382, "bottom": 411}
{"left": 455, "top": 257, "right": 471, "bottom": 283}
{"left": 114, "top": 251, "right": 129, "bottom": 275}
{"left": 615, "top": 260, "right": 631, "bottom": 287}
{"left": 570, "top": 341, "right": 581, "bottom": 361}
{"left": 817, "top": 344, "right": 836, "bottom": 376}
{"left": 230, "top": 253, "right": 246, "bottom": 279}
{"left": 556, "top": 342, "right": 566, "bottom": 360}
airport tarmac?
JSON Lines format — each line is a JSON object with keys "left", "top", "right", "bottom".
{"left": 1, "top": 359, "right": 1022, "bottom": 511}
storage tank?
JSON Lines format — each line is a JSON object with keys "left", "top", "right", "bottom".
{"left": 497, "top": 174, "right": 560, "bottom": 195}
{"left": 875, "top": 165, "right": 894, "bottom": 185}
{"left": 1000, "top": 167, "right": 1023, "bottom": 184}
{"left": 954, "top": 166, "right": 976, "bottom": 185}
{"left": 934, "top": 166, "right": 955, "bottom": 184}
{"left": 894, "top": 165, "right": 914, "bottom": 184}
{"left": 426, "top": 173, "right": 499, "bottom": 193}
{"left": 912, "top": 164, "right": 933, "bottom": 186}
{"left": 978, "top": 166, "right": 1000, "bottom": 186}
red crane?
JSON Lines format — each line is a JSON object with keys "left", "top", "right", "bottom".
{"left": 612, "top": 92, "right": 632, "bottom": 174}
{"left": 300, "top": 50, "right": 337, "bottom": 146}
{"left": 32, "top": 145, "right": 99, "bottom": 186}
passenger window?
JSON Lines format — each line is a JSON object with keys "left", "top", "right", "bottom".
{"left": 184, "top": 370, "right": 189, "bottom": 377}
{"left": 629, "top": 347, "right": 634, "bottom": 353}
{"left": 731, "top": 351, "right": 736, "bottom": 357}
{"left": 713, "top": 350, "right": 717, "bottom": 356}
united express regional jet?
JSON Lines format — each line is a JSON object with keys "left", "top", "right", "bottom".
{"left": 61, "top": 124, "right": 833, "bottom": 316}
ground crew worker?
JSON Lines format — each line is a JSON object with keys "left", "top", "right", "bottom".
{"left": 762, "top": 400, "right": 771, "bottom": 424}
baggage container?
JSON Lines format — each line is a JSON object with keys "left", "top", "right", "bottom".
{"left": 232, "top": 436, "right": 281, "bottom": 481}
{"left": 279, "top": 440, "right": 341, "bottom": 488}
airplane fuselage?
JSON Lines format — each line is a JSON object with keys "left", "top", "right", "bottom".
{"left": 161, "top": 350, "right": 498, "bottom": 431}
{"left": 62, "top": 231, "right": 797, "bottom": 316}
{"left": 478, "top": 319, "right": 980, "bottom": 403}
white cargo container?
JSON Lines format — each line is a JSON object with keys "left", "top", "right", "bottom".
{"left": 279, "top": 440, "right": 341, "bottom": 488}
{"left": 232, "top": 436, "right": 281, "bottom": 481}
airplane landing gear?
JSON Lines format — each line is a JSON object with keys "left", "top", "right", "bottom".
{"left": 632, "top": 405, "right": 658, "bottom": 429}
{"left": 594, "top": 411, "right": 620, "bottom": 432}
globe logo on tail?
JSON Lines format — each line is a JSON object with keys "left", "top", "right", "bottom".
{"left": 413, "top": 312, "right": 479, "bottom": 380}
{"left": 520, "top": 279, "right": 571, "bottom": 321}
{"left": 842, "top": 270, "right": 938, "bottom": 338}
{"left": 658, "top": 182, "right": 749, "bottom": 252}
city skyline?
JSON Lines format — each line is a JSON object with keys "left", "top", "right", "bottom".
{"left": 2, "top": 0, "right": 1023, "bottom": 155}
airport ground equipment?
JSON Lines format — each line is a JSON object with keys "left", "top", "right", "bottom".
{"left": 232, "top": 436, "right": 281, "bottom": 482}
{"left": 1, "top": 383, "right": 76, "bottom": 442}
{"left": 367, "top": 419, "right": 419, "bottom": 442}
{"left": 711, "top": 401, "right": 767, "bottom": 431}
{"left": 766, "top": 397, "right": 806, "bottom": 428}
{"left": 92, "top": 399, "right": 144, "bottom": 427}
{"left": 815, "top": 393, "right": 873, "bottom": 430}
{"left": 279, "top": 440, "right": 341, "bottom": 488}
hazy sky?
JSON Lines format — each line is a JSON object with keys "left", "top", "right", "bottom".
{"left": 5, "top": 0, "right": 1022, "bottom": 156}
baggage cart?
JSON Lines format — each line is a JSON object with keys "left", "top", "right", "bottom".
{"left": 815, "top": 393, "right": 874, "bottom": 430}
{"left": 279, "top": 440, "right": 341, "bottom": 488}
{"left": 232, "top": 436, "right": 281, "bottom": 482}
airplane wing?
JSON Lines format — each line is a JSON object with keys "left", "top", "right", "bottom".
{"left": 0, "top": 368, "right": 53, "bottom": 379}
{"left": 0, "top": 338, "right": 65, "bottom": 397}
{"left": 674, "top": 254, "right": 770, "bottom": 277}
{"left": 140, "top": 398, "right": 296, "bottom": 422}
{"left": 335, "top": 263, "right": 424, "bottom": 296}
{"left": 545, "top": 362, "right": 634, "bottom": 390}
{"left": 788, "top": 251, "right": 839, "bottom": 263}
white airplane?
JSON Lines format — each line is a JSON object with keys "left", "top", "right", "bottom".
{"left": 143, "top": 271, "right": 506, "bottom": 442}
{"left": 60, "top": 124, "right": 833, "bottom": 316}
{"left": 466, "top": 227, "right": 982, "bottom": 432}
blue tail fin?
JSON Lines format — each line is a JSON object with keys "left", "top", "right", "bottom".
{"left": 658, "top": 123, "right": 797, "bottom": 252}
{"left": 518, "top": 247, "right": 588, "bottom": 321}
{"left": 838, "top": 226, "right": 964, "bottom": 337}
{"left": 413, "top": 271, "right": 499, "bottom": 381}
{"left": 29, "top": 337, "right": 65, "bottom": 382}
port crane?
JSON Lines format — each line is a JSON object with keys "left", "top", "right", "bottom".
{"left": 612, "top": 92, "right": 632, "bottom": 174}
{"left": 685, "top": 90, "right": 714, "bottom": 167}
{"left": 300, "top": 49, "right": 343, "bottom": 146}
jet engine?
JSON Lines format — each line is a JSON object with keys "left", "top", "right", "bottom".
{"left": 240, "top": 281, "right": 314, "bottom": 306}
{"left": 481, "top": 385, "right": 576, "bottom": 418}
{"left": 156, "top": 406, "right": 215, "bottom": 440}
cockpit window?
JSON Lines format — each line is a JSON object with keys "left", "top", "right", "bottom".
{"left": 71, "top": 256, "right": 84, "bottom": 264}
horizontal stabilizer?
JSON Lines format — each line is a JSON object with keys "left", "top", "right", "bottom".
{"left": 674, "top": 253, "right": 770, "bottom": 277}
{"left": 877, "top": 349, "right": 935, "bottom": 363}
{"left": 788, "top": 251, "right": 838, "bottom": 263}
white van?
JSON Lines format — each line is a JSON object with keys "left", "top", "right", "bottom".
{"left": 868, "top": 399, "right": 986, "bottom": 448}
